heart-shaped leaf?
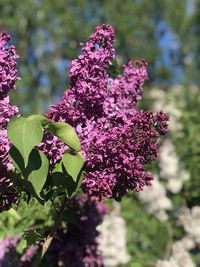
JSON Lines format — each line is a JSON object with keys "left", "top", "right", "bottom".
{"left": 24, "top": 149, "right": 49, "bottom": 197}
{"left": 9, "top": 146, "right": 49, "bottom": 201}
{"left": 47, "top": 122, "right": 81, "bottom": 151}
{"left": 62, "top": 151, "right": 85, "bottom": 182}
{"left": 51, "top": 159, "right": 84, "bottom": 198}
{"left": 27, "top": 115, "right": 50, "bottom": 126}
{"left": 7, "top": 117, "right": 43, "bottom": 167}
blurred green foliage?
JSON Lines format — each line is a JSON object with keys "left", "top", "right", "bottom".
{"left": 0, "top": 0, "right": 190, "bottom": 114}
{"left": 120, "top": 194, "right": 169, "bottom": 267}
{"left": 0, "top": 199, "right": 54, "bottom": 239}
{"left": 172, "top": 87, "right": 200, "bottom": 206}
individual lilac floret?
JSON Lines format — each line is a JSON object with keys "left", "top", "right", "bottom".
{"left": 44, "top": 24, "right": 169, "bottom": 201}
{"left": 45, "top": 195, "right": 107, "bottom": 267}
{"left": 0, "top": 32, "right": 20, "bottom": 99}
{"left": 0, "top": 96, "right": 18, "bottom": 129}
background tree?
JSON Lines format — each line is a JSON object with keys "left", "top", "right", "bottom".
{"left": 1, "top": 0, "right": 168, "bottom": 114}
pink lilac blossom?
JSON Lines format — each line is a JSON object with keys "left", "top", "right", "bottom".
{"left": 0, "top": 32, "right": 20, "bottom": 99}
{"left": 45, "top": 195, "right": 107, "bottom": 267}
{"left": 42, "top": 24, "right": 169, "bottom": 201}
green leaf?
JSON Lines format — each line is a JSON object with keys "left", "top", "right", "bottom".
{"left": 52, "top": 160, "right": 63, "bottom": 173}
{"left": 9, "top": 146, "right": 49, "bottom": 202}
{"left": 47, "top": 122, "right": 81, "bottom": 151}
{"left": 25, "top": 149, "right": 49, "bottom": 197}
{"left": 52, "top": 162, "right": 68, "bottom": 188}
{"left": 9, "top": 145, "right": 25, "bottom": 173}
{"left": 16, "top": 239, "right": 27, "bottom": 254}
{"left": 51, "top": 172, "right": 68, "bottom": 191}
{"left": 62, "top": 151, "right": 85, "bottom": 182}
{"left": 7, "top": 116, "right": 43, "bottom": 167}
{"left": 63, "top": 209, "right": 81, "bottom": 228}
{"left": 131, "top": 263, "right": 143, "bottom": 267}
{"left": 27, "top": 115, "right": 50, "bottom": 126}
{"left": 24, "top": 230, "right": 43, "bottom": 247}
{"left": 51, "top": 160, "right": 84, "bottom": 198}
{"left": 7, "top": 208, "right": 21, "bottom": 220}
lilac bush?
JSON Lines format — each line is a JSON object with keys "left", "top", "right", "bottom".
{"left": 0, "top": 25, "right": 169, "bottom": 266}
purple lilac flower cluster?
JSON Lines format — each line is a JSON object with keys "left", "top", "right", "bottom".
{"left": 0, "top": 171, "right": 18, "bottom": 213}
{"left": 0, "top": 236, "right": 37, "bottom": 267}
{"left": 0, "top": 33, "right": 19, "bottom": 98}
{"left": 0, "top": 32, "right": 19, "bottom": 212}
{"left": 19, "top": 246, "right": 37, "bottom": 267}
{"left": 39, "top": 131, "right": 67, "bottom": 166}
{"left": 45, "top": 195, "right": 107, "bottom": 267}
{"left": 43, "top": 24, "right": 169, "bottom": 201}
{"left": 0, "top": 96, "right": 18, "bottom": 128}
{"left": 0, "top": 236, "right": 19, "bottom": 267}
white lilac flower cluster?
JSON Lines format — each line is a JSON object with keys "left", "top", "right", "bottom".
{"left": 138, "top": 138, "right": 189, "bottom": 221}
{"left": 156, "top": 237, "right": 195, "bottom": 267}
{"left": 149, "top": 86, "right": 184, "bottom": 132}
{"left": 97, "top": 203, "right": 130, "bottom": 267}
{"left": 159, "top": 139, "right": 190, "bottom": 194}
{"left": 138, "top": 86, "right": 191, "bottom": 222}
{"left": 155, "top": 189, "right": 200, "bottom": 267}
{"left": 143, "top": 86, "right": 198, "bottom": 266}
{"left": 179, "top": 206, "right": 200, "bottom": 243}
{"left": 138, "top": 176, "right": 172, "bottom": 221}
{"left": 155, "top": 205, "right": 200, "bottom": 266}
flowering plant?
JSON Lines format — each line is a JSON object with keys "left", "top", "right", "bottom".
{"left": 0, "top": 25, "right": 168, "bottom": 266}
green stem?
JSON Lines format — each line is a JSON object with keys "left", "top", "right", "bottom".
{"left": 164, "top": 221, "right": 173, "bottom": 258}
{"left": 31, "top": 197, "right": 68, "bottom": 267}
